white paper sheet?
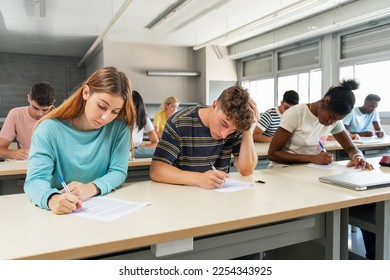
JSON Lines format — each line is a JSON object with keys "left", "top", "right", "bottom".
{"left": 353, "top": 136, "right": 381, "bottom": 144}
{"left": 71, "top": 196, "right": 149, "bottom": 222}
{"left": 213, "top": 178, "right": 254, "bottom": 193}
{"left": 306, "top": 163, "right": 363, "bottom": 172}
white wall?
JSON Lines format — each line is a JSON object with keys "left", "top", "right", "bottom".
{"left": 103, "top": 39, "right": 201, "bottom": 104}
{"left": 84, "top": 39, "right": 238, "bottom": 109}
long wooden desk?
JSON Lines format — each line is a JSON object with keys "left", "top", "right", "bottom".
{"left": 2, "top": 137, "right": 389, "bottom": 194}
{"left": 254, "top": 135, "right": 390, "bottom": 161}
{"left": 264, "top": 157, "right": 390, "bottom": 259}
{"left": 0, "top": 158, "right": 153, "bottom": 195}
{"left": 0, "top": 170, "right": 365, "bottom": 260}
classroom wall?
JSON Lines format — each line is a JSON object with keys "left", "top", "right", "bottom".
{"left": 85, "top": 42, "right": 105, "bottom": 77}
{"left": 0, "top": 52, "right": 85, "bottom": 121}
{"left": 204, "top": 46, "right": 237, "bottom": 105}
{"left": 102, "top": 40, "right": 201, "bottom": 104}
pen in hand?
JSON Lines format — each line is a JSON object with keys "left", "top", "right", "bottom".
{"left": 318, "top": 140, "right": 327, "bottom": 152}
{"left": 208, "top": 162, "right": 217, "bottom": 171}
{"left": 58, "top": 175, "right": 71, "bottom": 194}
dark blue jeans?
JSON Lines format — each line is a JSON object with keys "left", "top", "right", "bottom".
{"left": 361, "top": 229, "right": 376, "bottom": 259}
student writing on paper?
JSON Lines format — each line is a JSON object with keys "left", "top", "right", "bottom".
{"left": 268, "top": 79, "right": 372, "bottom": 170}
{"left": 0, "top": 82, "right": 56, "bottom": 160}
{"left": 150, "top": 85, "right": 258, "bottom": 189}
{"left": 130, "top": 90, "right": 158, "bottom": 159}
{"left": 267, "top": 79, "right": 375, "bottom": 259}
{"left": 24, "top": 67, "right": 135, "bottom": 215}
{"left": 343, "top": 93, "right": 385, "bottom": 138}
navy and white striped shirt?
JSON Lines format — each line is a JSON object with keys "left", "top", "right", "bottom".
{"left": 258, "top": 107, "right": 282, "bottom": 137}
{"left": 153, "top": 105, "right": 242, "bottom": 173}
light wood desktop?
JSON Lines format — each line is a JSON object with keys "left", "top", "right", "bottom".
{"left": 264, "top": 157, "right": 390, "bottom": 259}
{"left": 0, "top": 158, "right": 153, "bottom": 195}
{"left": 254, "top": 135, "right": 390, "bottom": 161}
{"left": 0, "top": 170, "right": 365, "bottom": 260}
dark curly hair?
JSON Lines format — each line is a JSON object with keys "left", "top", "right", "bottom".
{"left": 323, "top": 79, "right": 358, "bottom": 115}
{"left": 30, "top": 82, "right": 56, "bottom": 106}
{"left": 217, "top": 85, "right": 254, "bottom": 131}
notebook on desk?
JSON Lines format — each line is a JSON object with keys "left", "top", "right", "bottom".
{"left": 319, "top": 172, "right": 390, "bottom": 191}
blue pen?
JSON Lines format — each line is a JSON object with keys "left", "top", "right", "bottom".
{"left": 58, "top": 175, "right": 71, "bottom": 194}
{"left": 318, "top": 140, "right": 327, "bottom": 152}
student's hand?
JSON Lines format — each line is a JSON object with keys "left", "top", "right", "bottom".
{"left": 64, "top": 181, "right": 100, "bottom": 201}
{"left": 249, "top": 99, "right": 260, "bottom": 133}
{"left": 376, "top": 130, "right": 384, "bottom": 138}
{"left": 198, "top": 170, "right": 229, "bottom": 189}
{"left": 313, "top": 151, "right": 333, "bottom": 165}
{"left": 350, "top": 133, "right": 360, "bottom": 140}
{"left": 14, "top": 148, "right": 29, "bottom": 160}
{"left": 360, "top": 131, "right": 373, "bottom": 137}
{"left": 347, "top": 156, "right": 374, "bottom": 170}
{"left": 48, "top": 193, "right": 82, "bottom": 215}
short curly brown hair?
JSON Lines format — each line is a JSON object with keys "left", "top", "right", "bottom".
{"left": 217, "top": 85, "right": 254, "bottom": 131}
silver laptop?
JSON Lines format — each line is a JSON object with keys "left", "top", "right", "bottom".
{"left": 319, "top": 172, "right": 390, "bottom": 191}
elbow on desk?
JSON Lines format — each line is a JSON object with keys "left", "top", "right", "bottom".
{"left": 238, "top": 168, "right": 254, "bottom": 176}
{"left": 236, "top": 163, "right": 256, "bottom": 176}
{"left": 149, "top": 162, "right": 165, "bottom": 182}
{"left": 267, "top": 151, "right": 277, "bottom": 162}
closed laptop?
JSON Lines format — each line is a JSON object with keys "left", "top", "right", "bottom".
{"left": 319, "top": 172, "right": 390, "bottom": 191}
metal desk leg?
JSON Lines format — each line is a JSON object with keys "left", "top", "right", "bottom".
{"left": 340, "top": 208, "right": 349, "bottom": 260}
{"left": 324, "top": 209, "right": 341, "bottom": 259}
{"left": 375, "top": 200, "right": 390, "bottom": 259}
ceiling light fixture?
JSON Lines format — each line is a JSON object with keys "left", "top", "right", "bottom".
{"left": 35, "top": 0, "right": 41, "bottom": 18}
{"left": 146, "top": 0, "right": 193, "bottom": 30}
{"left": 193, "top": 0, "right": 350, "bottom": 50}
{"left": 147, "top": 70, "right": 200, "bottom": 77}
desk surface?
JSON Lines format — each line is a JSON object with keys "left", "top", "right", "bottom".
{"left": 264, "top": 157, "right": 390, "bottom": 204}
{"left": 0, "top": 160, "right": 27, "bottom": 176}
{"left": 324, "top": 135, "right": 390, "bottom": 151}
{"left": 1, "top": 137, "right": 389, "bottom": 176}
{"left": 0, "top": 169, "right": 365, "bottom": 260}
{"left": 254, "top": 135, "right": 390, "bottom": 154}
{"left": 0, "top": 158, "right": 152, "bottom": 177}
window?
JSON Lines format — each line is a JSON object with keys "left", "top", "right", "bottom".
{"left": 278, "top": 42, "right": 319, "bottom": 71}
{"left": 242, "top": 78, "right": 274, "bottom": 113}
{"left": 340, "top": 23, "right": 390, "bottom": 60}
{"left": 242, "top": 54, "right": 272, "bottom": 79}
{"left": 278, "top": 70, "right": 322, "bottom": 104}
{"left": 340, "top": 60, "right": 390, "bottom": 113}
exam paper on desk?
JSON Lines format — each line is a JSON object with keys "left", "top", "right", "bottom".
{"left": 213, "top": 178, "right": 254, "bottom": 193}
{"left": 306, "top": 163, "right": 363, "bottom": 172}
{"left": 71, "top": 196, "right": 150, "bottom": 222}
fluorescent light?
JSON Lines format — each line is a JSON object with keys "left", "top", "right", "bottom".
{"left": 35, "top": 0, "right": 41, "bottom": 18}
{"left": 146, "top": 0, "right": 192, "bottom": 30}
{"left": 193, "top": 0, "right": 351, "bottom": 50}
{"left": 147, "top": 70, "right": 200, "bottom": 77}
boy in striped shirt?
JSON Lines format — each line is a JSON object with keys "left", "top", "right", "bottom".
{"left": 150, "top": 85, "right": 258, "bottom": 189}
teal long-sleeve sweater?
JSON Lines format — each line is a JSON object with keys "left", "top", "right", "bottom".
{"left": 24, "top": 118, "right": 131, "bottom": 209}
